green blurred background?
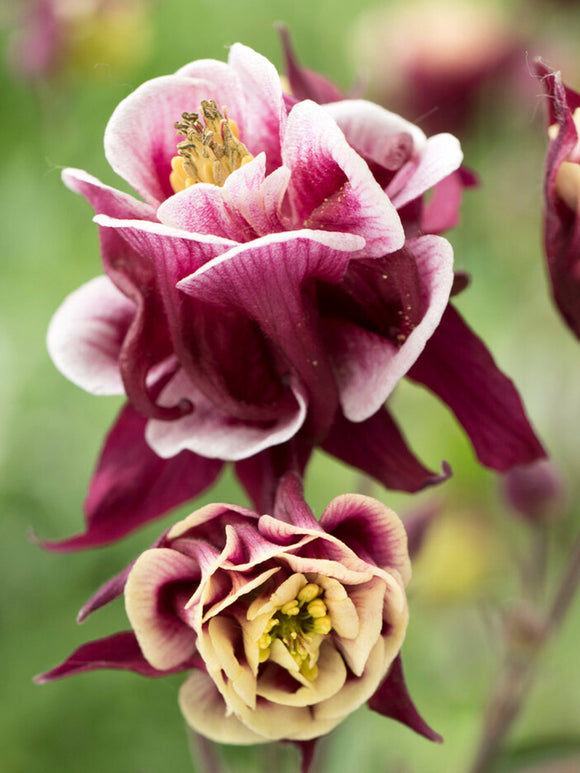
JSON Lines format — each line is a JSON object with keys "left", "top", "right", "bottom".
{"left": 1, "top": 0, "right": 580, "bottom": 771}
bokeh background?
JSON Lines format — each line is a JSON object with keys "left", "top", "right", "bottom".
{"left": 1, "top": 0, "right": 580, "bottom": 771}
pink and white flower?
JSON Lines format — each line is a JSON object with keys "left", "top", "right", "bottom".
{"left": 37, "top": 475, "right": 440, "bottom": 761}
{"left": 43, "top": 43, "right": 544, "bottom": 550}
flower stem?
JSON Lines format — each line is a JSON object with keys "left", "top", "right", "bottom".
{"left": 467, "top": 530, "right": 580, "bottom": 773}
{"left": 187, "top": 730, "right": 225, "bottom": 773}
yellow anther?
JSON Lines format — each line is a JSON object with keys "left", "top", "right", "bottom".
{"left": 280, "top": 600, "right": 300, "bottom": 616}
{"left": 298, "top": 583, "right": 322, "bottom": 604}
{"left": 306, "top": 599, "right": 327, "bottom": 619}
{"left": 265, "top": 618, "right": 279, "bottom": 633}
{"left": 169, "top": 101, "right": 253, "bottom": 193}
{"left": 312, "top": 615, "right": 332, "bottom": 635}
{"left": 258, "top": 632, "right": 272, "bottom": 650}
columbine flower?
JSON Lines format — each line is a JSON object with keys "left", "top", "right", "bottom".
{"left": 37, "top": 475, "right": 439, "bottom": 765}
{"left": 535, "top": 62, "right": 580, "bottom": 339}
{"left": 43, "top": 43, "right": 544, "bottom": 551}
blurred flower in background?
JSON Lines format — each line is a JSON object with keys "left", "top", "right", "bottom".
{"left": 350, "top": 0, "right": 525, "bottom": 135}
{"left": 6, "top": 0, "right": 153, "bottom": 81}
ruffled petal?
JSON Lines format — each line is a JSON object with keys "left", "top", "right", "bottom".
{"left": 125, "top": 548, "right": 198, "bottom": 670}
{"left": 178, "top": 229, "right": 364, "bottom": 435}
{"left": 408, "top": 304, "right": 545, "bottom": 471}
{"left": 145, "top": 370, "right": 307, "bottom": 461}
{"left": 388, "top": 133, "right": 463, "bottom": 209}
{"left": 282, "top": 100, "right": 404, "bottom": 256}
{"left": 47, "top": 275, "right": 132, "bottom": 396}
{"left": 228, "top": 43, "right": 287, "bottom": 171}
{"left": 320, "top": 494, "right": 411, "bottom": 583}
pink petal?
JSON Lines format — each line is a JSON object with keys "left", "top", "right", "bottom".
{"left": 282, "top": 100, "right": 404, "bottom": 256}
{"left": 324, "top": 99, "right": 426, "bottom": 168}
{"left": 320, "top": 495, "right": 411, "bottom": 583}
{"left": 145, "top": 369, "right": 307, "bottom": 461}
{"left": 62, "top": 167, "right": 156, "bottom": 220}
{"left": 158, "top": 153, "right": 289, "bottom": 239}
{"left": 47, "top": 275, "right": 132, "bottom": 396}
{"left": 322, "top": 406, "right": 450, "bottom": 493}
{"left": 327, "top": 235, "right": 454, "bottom": 421}
{"left": 272, "top": 472, "right": 322, "bottom": 529}
{"left": 228, "top": 43, "right": 287, "bottom": 171}
{"left": 408, "top": 304, "right": 546, "bottom": 471}
{"left": 388, "top": 133, "right": 463, "bottom": 210}
{"left": 178, "top": 230, "right": 363, "bottom": 435}
{"left": 38, "top": 402, "right": 223, "bottom": 551}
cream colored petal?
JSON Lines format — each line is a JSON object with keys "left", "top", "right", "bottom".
{"left": 236, "top": 698, "right": 312, "bottom": 741}
{"left": 315, "top": 575, "right": 360, "bottom": 639}
{"left": 167, "top": 503, "right": 256, "bottom": 540}
{"left": 334, "top": 577, "right": 386, "bottom": 676}
{"left": 241, "top": 610, "right": 273, "bottom": 676}
{"left": 207, "top": 616, "right": 257, "bottom": 709}
{"left": 179, "top": 671, "right": 265, "bottom": 745}
{"left": 124, "top": 548, "right": 196, "bottom": 671}
{"left": 382, "top": 575, "right": 409, "bottom": 664}
{"left": 268, "top": 637, "right": 301, "bottom": 674}
{"left": 196, "top": 631, "right": 249, "bottom": 716}
{"left": 247, "top": 573, "right": 307, "bottom": 620}
{"left": 314, "top": 637, "right": 387, "bottom": 722}
{"left": 284, "top": 554, "right": 373, "bottom": 585}
{"left": 257, "top": 641, "right": 347, "bottom": 707}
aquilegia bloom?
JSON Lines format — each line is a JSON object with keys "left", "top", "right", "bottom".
{"left": 535, "top": 61, "right": 580, "bottom": 340}
{"left": 44, "top": 43, "right": 544, "bottom": 550}
{"left": 37, "top": 475, "right": 439, "bottom": 763}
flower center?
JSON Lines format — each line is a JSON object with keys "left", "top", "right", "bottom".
{"left": 169, "top": 100, "right": 253, "bottom": 192}
{"left": 257, "top": 582, "right": 333, "bottom": 681}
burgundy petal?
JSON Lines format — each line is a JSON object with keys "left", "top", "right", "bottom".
{"left": 234, "top": 439, "right": 313, "bottom": 514}
{"left": 535, "top": 62, "right": 580, "bottom": 339}
{"left": 273, "top": 472, "right": 321, "bottom": 530}
{"left": 34, "top": 631, "right": 193, "bottom": 682}
{"left": 278, "top": 25, "right": 345, "bottom": 104}
{"left": 39, "top": 402, "right": 223, "bottom": 551}
{"left": 368, "top": 654, "right": 442, "bottom": 742}
{"left": 421, "top": 167, "right": 478, "bottom": 235}
{"left": 408, "top": 305, "right": 545, "bottom": 471}
{"left": 321, "top": 407, "right": 450, "bottom": 493}
{"left": 179, "top": 231, "right": 364, "bottom": 438}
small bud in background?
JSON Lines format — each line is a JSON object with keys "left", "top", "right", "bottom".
{"left": 501, "top": 460, "right": 566, "bottom": 524}
{"left": 350, "top": 0, "right": 524, "bottom": 135}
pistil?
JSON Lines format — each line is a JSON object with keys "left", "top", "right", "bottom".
{"left": 257, "top": 582, "right": 333, "bottom": 680}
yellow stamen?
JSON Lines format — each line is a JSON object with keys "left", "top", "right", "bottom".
{"left": 169, "top": 100, "right": 253, "bottom": 192}
{"left": 306, "top": 599, "right": 327, "bottom": 619}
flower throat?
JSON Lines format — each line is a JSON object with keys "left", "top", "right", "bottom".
{"left": 170, "top": 100, "right": 253, "bottom": 191}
